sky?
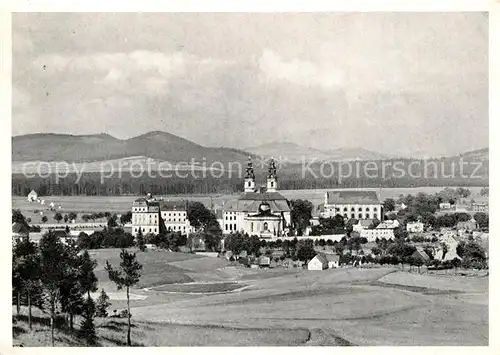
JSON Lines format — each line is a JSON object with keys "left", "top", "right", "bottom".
{"left": 12, "top": 12, "right": 488, "bottom": 157}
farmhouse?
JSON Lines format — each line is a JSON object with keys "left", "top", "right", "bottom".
{"left": 471, "top": 203, "right": 488, "bottom": 212}
{"left": 321, "top": 190, "right": 382, "bottom": 221}
{"left": 222, "top": 158, "right": 291, "bottom": 238}
{"left": 439, "top": 202, "right": 452, "bottom": 210}
{"left": 457, "top": 218, "right": 478, "bottom": 231}
{"left": 308, "top": 254, "right": 329, "bottom": 270}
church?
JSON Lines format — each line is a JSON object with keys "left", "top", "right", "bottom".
{"left": 221, "top": 158, "right": 291, "bottom": 239}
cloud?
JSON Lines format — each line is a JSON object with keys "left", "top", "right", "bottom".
{"left": 258, "top": 49, "right": 344, "bottom": 89}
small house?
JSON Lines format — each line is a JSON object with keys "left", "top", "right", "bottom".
{"left": 307, "top": 254, "right": 328, "bottom": 270}
{"left": 325, "top": 254, "right": 340, "bottom": 268}
{"left": 27, "top": 190, "right": 38, "bottom": 202}
{"left": 406, "top": 221, "right": 424, "bottom": 233}
{"left": 258, "top": 256, "right": 270, "bottom": 268}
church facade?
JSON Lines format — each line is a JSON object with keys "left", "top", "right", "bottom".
{"left": 222, "top": 158, "right": 291, "bottom": 239}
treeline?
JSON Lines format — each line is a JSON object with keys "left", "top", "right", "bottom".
{"left": 12, "top": 160, "right": 488, "bottom": 196}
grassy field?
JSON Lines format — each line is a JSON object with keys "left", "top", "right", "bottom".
{"left": 13, "top": 249, "right": 488, "bottom": 346}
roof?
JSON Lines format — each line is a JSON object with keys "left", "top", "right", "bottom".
{"left": 312, "top": 204, "right": 325, "bottom": 218}
{"left": 134, "top": 198, "right": 148, "bottom": 203}
{"left": 324, "top": 254, "right": 340, "bottom": 262}
{"left": 12, "top": 222, "right": 29, "bottom": 235}
{"left": 238, "top": 192, "right": 288, "bottom": 201}
{"left": 358, "top": 219, "right": 374, "bottom": 228}
{"left": 224, "top": 194, "right": 290, "bottom": 213}
{"left": 325, "top": 190, "right": 381, "bottom": 205}
{"left": 160, "top": 200, "right": 188, "bottom": 211}
{"left": 28, "top": 190, "right": 37, "bottom": 196}
{"left": 310, "top": 254, "right": 328, "bottom": 264}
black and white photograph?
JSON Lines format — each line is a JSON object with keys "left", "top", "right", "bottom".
{"left": 9, "top": 9, "right": 491, "bottom": 347}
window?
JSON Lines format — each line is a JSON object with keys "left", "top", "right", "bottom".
{"left": 358, "top": 207, "right": 362, "bottom": 212}
{"left": 343, "top": 207, "right": 348, "bottom": 212}
{"left": 344, "top": 213, "right": 348, "bottom": 218}
{"left": 251, "top": 222, "right": 254, "bottom": 232}
{"left": 263, "top": 222, "right": 268, "bottom": 230}
{"left": 366, "top": 208, "right": 370, "bottom": 211}
{"left": 270, "top": 182, "right": 274, "bottom": 187}
{"left": 351, "top": 214, "right": 355, "bottom": 219}
{"left": 358, "top": 214, "right": 363, "bottom": 219}
{"left": 365, "top": 214, "right": 370, "bottom": 219}
{"left": 373, "top": 207, "right": 377, "bottom": 212}
{"left": 351, "top": 207, "right": 355, "bottom": 212}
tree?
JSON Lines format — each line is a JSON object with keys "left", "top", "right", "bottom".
{"left": 120, "top": 211, "right": 132, "bottom": 225}
{"left": 187, "top": 202, "right": 217, "bottom": 231}
{"left": 53, "top": 212, "right": 63, "bottom": 223}
{"left": 290, "top": 199, "right": 313, "bottom": 235}
{"left": 39, "top": 231, "right": 68, "bottom": 346}
{"left": 64, "top": 214, "right": 69, "bottom": 223}
{"left": 12, "top": 209, "right": 27, "bottom": 225}
{"left": 108, "top": 214, "right": 118, "bottom": 228}
{"left": 13, "top": 238, "right": 40, "bottom": 329}
{"left": 78, "top": 250, "right": 98, "bottom": 298}
{"left": 480, "top": 187, "right": 489, "bottom": 196}
{"left": 68, "top": 212, "right": 78, "bottom": 221}
{"left": 383, "top": 198, "right": 396, "bottom": 212}
{"left": 136, "top": 229, "right": 146, "bottom": 252}
{"left": 105, "top": 249, "right": 143, "bottom": 346}
{"left": 41, "top": 215, "right": 48, "bottom": 224}
{"left": 79, "top": 296, "right": 97, "bottom": 346}
{"left": 95, "top": 289, "right": 111, "bottom": 317}
{"left": 474, "top": 212, "right": 489, "bottom": 229}
{"left": 224, "top": 232, "right": 249, "bottom": 255}
{"left": 297, "top": 245, "right": 316, "bottom": 262}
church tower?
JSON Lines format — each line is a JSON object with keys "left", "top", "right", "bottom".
{"left": 267, "top": 158, "right": 278, "bottom": 192}
{"left": 244, "top": 157, "right": 256, "bottom": 192}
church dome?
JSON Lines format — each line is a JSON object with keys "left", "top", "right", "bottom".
{"left": 259, "top": 202, "right": 271, "bottom": 213}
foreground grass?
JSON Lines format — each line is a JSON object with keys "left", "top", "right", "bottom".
{"left": 12, "top": 307, "right": 311, "bottom": 347}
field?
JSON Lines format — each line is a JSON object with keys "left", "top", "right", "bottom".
{"left": 12, "top": 186, "right": 487, "bottom": 225}
{"left": 13, "top": 248, "right": 488, "bottom": 346}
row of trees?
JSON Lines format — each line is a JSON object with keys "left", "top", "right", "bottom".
{"left": 13, "top": 232, "right": 143, "bottom": 346}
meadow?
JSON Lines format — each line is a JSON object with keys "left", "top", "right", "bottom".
{"left": 12, "top": 186, "right": 487, "bottom": 225}
{"left": 13, "top": 248, "right": 488, "bottom": 346}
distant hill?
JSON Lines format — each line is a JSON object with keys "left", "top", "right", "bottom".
{"left": 458, "top": 148, "right": 489, "bottom": 161}
{"left": 12, "top": 131, "right": 255, "bottom": 165}
{"left": 245, "top": 142, "right": 331, "bottom": 163}
{"left": 322, "top": 147, "right": 391, "bottom": 161}
{"left": 246, "top": 142, "right": 390, "bottom": 162}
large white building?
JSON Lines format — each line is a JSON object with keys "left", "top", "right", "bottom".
{"left": 159, "top": 200, "right": 193, "bottom": 234}
{"left": 131, "top": 197, "right": 192, "bottom": 237}
{"left": 321, "top": 190, "right": 383, "bottom": 221}
{"left": 131, "top": 198, "right": 160, "bottom": 236}
{"left": 222, "top": 158, "right": 291, "bottom": 238}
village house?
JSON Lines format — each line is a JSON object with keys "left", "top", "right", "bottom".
{"left": 360, "top": 227, "right": 395, "bottom": 242}
{"left": 457, "top": 218, "right": 479, "bottom": 232}
{"left": 307, "top": 254, "right": 329, "bottom": 270}
{"left": 439, "top": 202, "right": 452, "bottom": 210}
{"left": 471, "top": 202, "right": 488, "bottom": 212}
{"left": 27, "top": 190, "right": 38, "bottom": 202}
{"left": 325, "top": 254, "right": 340, "bottom": 268}
{"left": 406, "top": 221, "right": 424, "bottom": 233}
